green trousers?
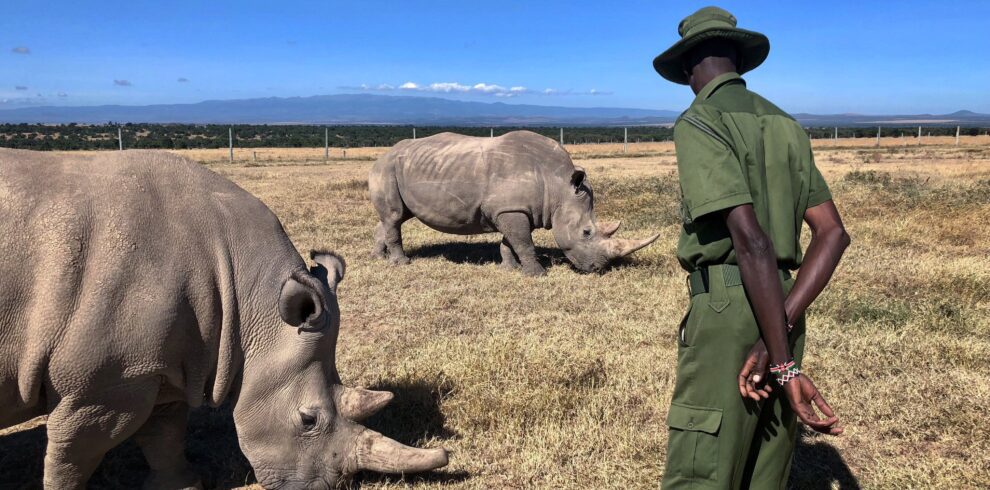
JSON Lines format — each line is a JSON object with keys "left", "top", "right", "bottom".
{"left": 661, "top": 264, "right": 805, "bottom": 490}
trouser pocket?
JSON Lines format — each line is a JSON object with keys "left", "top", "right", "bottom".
{"left": 677, "top": 307, "right": 691, "bottom": 348}
{"left": 666, "top": 402, "right": 723, "bottom": 482}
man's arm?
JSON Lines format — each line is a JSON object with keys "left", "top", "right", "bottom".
{"left": 784, "top": 200, "right": 850, "bottom": 324}
{"left": 739, "top": 200, "right": 850, "bottom": 400}
{"left": 724, "top": 203, "right": 842, "bottom": 434}
{"left": 723, "top": 204, "right": 791, "bottom": 365}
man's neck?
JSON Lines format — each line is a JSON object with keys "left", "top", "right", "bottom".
{"left": 689, "top": 58, "right": 737, "bottom": 95}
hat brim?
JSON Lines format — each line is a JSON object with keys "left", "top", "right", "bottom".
{"left": 653, "top": 27, "right": 770, "bottom": 85}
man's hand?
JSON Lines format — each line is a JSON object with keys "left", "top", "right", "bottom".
{"left": 738, "top": 339, "right": 771, "bottom": 400}
{"left": 782, "top": 375, "right": 843, "bottom": 435}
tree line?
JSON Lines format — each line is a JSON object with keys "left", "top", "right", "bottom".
{"left": 0, "top": 123, "right": 985, "bottom": 151}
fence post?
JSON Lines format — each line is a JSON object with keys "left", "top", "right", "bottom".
{"left": 876, "top": 126, "right": 881, "bottom": 147}
{"left": 623, "top": 127, "right": 628, "bottom": 153}
{"left": 118, "top": 127, "right": 123, "bottom": 151}
{"left": 490, "top": 128, "right": 494, "bottom": 138}
{"left": 413, "top": 127, "right": 416, "bottom": 140}
{"left": 324, "top": 127, "right": 329, "bottom": 162}
{"left": 229, "top": 128, "right": 234, "bottom": 162}
{"left": 559, "top": 128, "right": 563, "bottom": 146}
{"left": 834, "top": 127, "right": 838, "bottom": 141}
{"left": 956, "top": 126, "right": 960, "bottom": 146}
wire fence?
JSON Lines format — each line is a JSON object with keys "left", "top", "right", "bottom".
{"left": 1, "top": 124, "right": 988, "bottom": 158}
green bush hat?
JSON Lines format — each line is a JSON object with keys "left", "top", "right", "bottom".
{"left": 653, "top": 6, "right": 770, "bottom": 85}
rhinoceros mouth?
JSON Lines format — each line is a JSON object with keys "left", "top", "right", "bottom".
{"left": 255, "top": 469, "right": 334, "bottom": 490}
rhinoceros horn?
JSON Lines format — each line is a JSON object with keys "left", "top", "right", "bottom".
{"left": 337, "top": 387, "right": 394, "bottom": 421}
{"left": 604, "top": 232, "right": 661, "bottom": 259}
{"left": 597, "top": 220, "right": 621, "bottom": 238}
{"left": 348, "top": 428, "right": 450, "bottom": 474}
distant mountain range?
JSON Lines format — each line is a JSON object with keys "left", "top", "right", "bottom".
{"left": 0, "top": 94, "right": 679, "bottom": 126}
{"left": 791, "top": 110, "right": 990, "bottom": 126}
{"left": 0, "top": 94, "right": 987, "bottom": 127}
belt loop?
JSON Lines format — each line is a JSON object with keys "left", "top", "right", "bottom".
{"left": 707, "top": 264, "right": 731, "bottom": 313}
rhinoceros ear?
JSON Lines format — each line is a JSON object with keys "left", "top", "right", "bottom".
{"left": 279, "top": 276, "right": 324, "bottom": 328}
{"left": 570, "top": 167, "right": 587, "bottom": 190}
{"left": 309, "top": 250, "right": 346, "bottom": 293}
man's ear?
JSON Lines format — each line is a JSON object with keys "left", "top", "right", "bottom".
{"left": 309, "top": 250, "right": 346, "bottom": 293}
{"left": 570, "top": 167, "right": 587, "bottom": 190}
{"left": 279, "top": 277, "right": 324, "bottom": 328}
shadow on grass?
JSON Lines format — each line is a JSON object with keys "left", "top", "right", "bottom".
{"left": 0, "top": 423, "right": 45, "bottom": 489}
{"left": 0, "top": 409, "right": 253, "bottom": 489}
{"left": 790, "top": 432, "right": 861, "bottom": 490}
{"left": 406, "top": 239, "right": 665, "bottom": 275}
{"left": 0, "top": 377, "right": 463, "bottom": 489}
{"left": 408, "top": 240, "right": 567, "bottom": 269}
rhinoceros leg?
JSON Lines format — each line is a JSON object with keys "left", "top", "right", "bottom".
{"left": 373, "top": 220, "right": 411, "bottom": 265}
{"left": 134, "top": 402, "right": 202, "bottom": 490}
{"left": 495, "top": 212, "right": 545, "bottom": 277}
{"left": 499, "top": 237, "right": 521, "bottom": 270}
{"left": 44, "top": 379, "right": 159, "bottom": 489}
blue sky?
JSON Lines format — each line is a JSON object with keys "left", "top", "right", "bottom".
{"left": 2, "top": 1, "right": 987, "bottom": 114}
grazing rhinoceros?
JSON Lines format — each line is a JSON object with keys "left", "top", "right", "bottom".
{"left": 369, "top": 130, "right": 660, "bottom": 276}
{"left": 0, "top": 149, "right": 447, "bottom": 489}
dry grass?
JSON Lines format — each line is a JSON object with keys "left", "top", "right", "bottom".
{"left": 2, "top": 143, "right": 989, "bottom": 489}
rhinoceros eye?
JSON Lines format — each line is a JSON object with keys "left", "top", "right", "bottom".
{"left": 299, "top": 409, "right": 319, "bottom": 431}
{"left": 582, "top": 228, "right": 592, "bottom": 240}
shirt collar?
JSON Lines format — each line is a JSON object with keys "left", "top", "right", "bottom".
{"left": 694, "top": 72, "right": 744, "bottom": 102}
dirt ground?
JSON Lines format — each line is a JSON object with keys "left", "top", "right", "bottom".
{"left": 3, "top": 139, "right": 989, "bottom": 489}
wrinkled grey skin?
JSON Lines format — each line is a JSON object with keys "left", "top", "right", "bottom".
{"left": 0, "top": 149, "right": 447, "bottom": 489}
{"left": 369, "top": 131, "right": 659, "bottom": 276}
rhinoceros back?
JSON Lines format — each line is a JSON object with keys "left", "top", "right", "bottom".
{"left": 0, "top": 149, "right": 295, "bottom": 425}
{"left": 376, "top": 131, "right": 573, "bottom": 232}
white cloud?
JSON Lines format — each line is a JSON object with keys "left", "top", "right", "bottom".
{"left": 341, "top": 81, "right": 611, "bottom": 98}
{"left": 428, "top": 82, "right": 471, "bottom": 93}
{"left": 0, "top": 95, "right": 44, "bottom": 106}
{"left": 114, "top": 79, "right": 132, "bottom": 87}
{"left": 11, "top": 46, "right": 30, "bottom": 55}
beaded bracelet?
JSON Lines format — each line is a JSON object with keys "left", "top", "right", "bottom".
{"left": 769, "top": 359, "right": 795, "bottom": 374}
{"left": 774, "top": 367, "right": 801, "bottom": 385}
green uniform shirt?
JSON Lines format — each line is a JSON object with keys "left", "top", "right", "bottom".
{"left": 674, "top": 72, "right": 832, "bottom": 273}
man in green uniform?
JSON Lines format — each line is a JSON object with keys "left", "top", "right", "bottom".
{"left": 653, "top": 7, "right": 851, "bottom": 489}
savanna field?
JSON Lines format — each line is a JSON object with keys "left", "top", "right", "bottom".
{"left": 1, "top": 137, "right": 988, "bottom": 489}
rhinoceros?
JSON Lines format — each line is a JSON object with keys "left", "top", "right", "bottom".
{"left": 369, "top": 131, "right": 659, "bottom": 276}
{"left": 0, "top": 149, "right": 447, "bottom": 489}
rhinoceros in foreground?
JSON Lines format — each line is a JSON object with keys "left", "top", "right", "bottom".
{"left": 369, "top": 131, "right": 659, "bottom": 276}
{"left": 0, "top": 149, "right": 447, "bottom": 489}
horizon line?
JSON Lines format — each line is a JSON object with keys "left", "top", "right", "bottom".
{"left": 0, "top": 92, "right": 986, "bottom": 118}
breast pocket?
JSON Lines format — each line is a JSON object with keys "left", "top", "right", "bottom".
{"left": 666, "top": 402, "right": 723, "bottom": 482}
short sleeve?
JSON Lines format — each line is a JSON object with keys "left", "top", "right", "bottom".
{"left": 674, "top": 118, "right": 752, "bottom": 220}
{"left": 807, "top": 155, "right": 832, "bottom": 208}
